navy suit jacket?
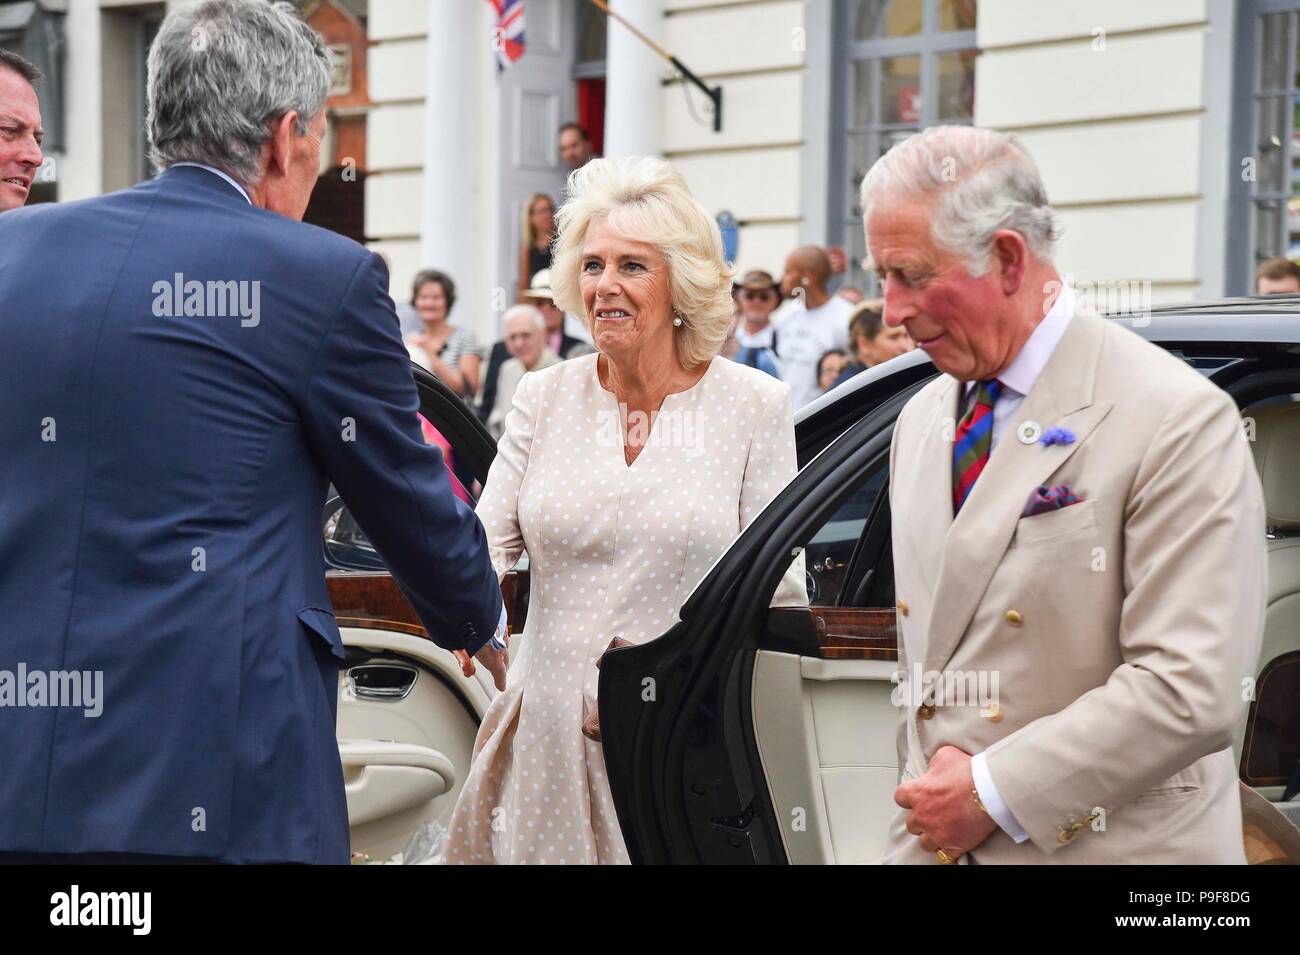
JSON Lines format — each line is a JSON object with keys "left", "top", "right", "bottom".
{"left": 0, "top": 166, "right": 502, "bottom": 863}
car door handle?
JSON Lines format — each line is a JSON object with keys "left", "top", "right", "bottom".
{"left": 338, "top": 740, "right": 455, "bottom": 827}
{"left": 348, "top": 663, "right": 418, "bottom": 702}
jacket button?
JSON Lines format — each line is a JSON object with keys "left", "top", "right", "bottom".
{"left": 1057, "top": 828, "right": 1075, "bottom": 844}
{"left": 918, "top": 704, "right": 936, "bottom": 720}
{"left": 897, "top": 599, "right": 909, "bottom": 617}
{"left": 1005, "top": 609, "right": 1023, "bottom": 627}
{"left": 981, "top": 702, "right": 1003, "bottom": 722}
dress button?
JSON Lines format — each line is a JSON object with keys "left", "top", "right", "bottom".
{"left": 981, "top": 702, "right": 1003, "bottom": 722}
{"left": 1005, "top": 609, "right": 1023, "bottom": 627}
{"left": 1057, "top": 828, "right": 1074, "bottom": 844}
{"left": 918, "top": 704, "right": 936, "bottom": 720}
{"left": 897, "top": 599, "right": 909, "bottom": 617}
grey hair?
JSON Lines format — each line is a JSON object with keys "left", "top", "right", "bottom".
{"left": 860, "top": 126, "right": 1060, "bottom": 276}
{"left": 502, "top": 303, "right": 546, "bottom": 333}
{"left": 147, "top": 0, "right": 332, "bottom": 187}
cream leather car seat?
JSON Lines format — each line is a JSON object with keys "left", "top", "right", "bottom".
{"left": 1250, "top": 403, "right": 1300, "bottom": 682}
{"left": 1236, "top": 402, "right": 1300, "bottom": 783}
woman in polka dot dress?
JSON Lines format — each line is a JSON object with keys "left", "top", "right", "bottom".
{"left": 443, "top": 157, "right": 807, "bottom": 864}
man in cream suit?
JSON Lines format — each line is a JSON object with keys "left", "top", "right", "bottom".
{"left": 870, "top": 126, "right": 1267, "bottom": 864}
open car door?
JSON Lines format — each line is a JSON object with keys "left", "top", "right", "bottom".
{"left": 323, "top": 366, "right": 530, "bottom": 862}
{"left": 598, "top": 359, "right": 938, "bottom": 864}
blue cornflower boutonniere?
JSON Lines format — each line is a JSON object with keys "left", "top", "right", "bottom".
{"left": 1039, "top": 427, "right": 1075, "bottom": 447}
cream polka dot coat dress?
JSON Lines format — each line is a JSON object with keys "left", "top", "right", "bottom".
{"left": 443, "top": 352, "right": 807, "bottom": 864}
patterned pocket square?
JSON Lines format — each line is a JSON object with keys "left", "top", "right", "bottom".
{"left": 1021, "top": 483, "right": 1082, "bottom": 518}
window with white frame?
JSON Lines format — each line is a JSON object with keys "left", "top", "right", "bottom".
{"left": 831, "top": 0, "right": 977, "bottom": 292}
{"left": 1249, "top": 5, "right": 1300, "bottom": 267}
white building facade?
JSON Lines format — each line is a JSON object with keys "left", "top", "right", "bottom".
{"left": 363, "top": 0, "right": 1290, "bottom": 345}
{"left": 10, "top": 1, "right": 1300, "bottom": 343}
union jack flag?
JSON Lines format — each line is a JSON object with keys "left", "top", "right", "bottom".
{"left": 487, "top": 0, "right": 526, "bottom": 71}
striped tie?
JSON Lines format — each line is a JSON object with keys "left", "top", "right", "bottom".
{"left": 952, "top": 379, "right": 1002, "bottom": 515}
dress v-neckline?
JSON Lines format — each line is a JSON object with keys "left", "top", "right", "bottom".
{"left": 597, "top": 355, "right": 718, "bottom": 471}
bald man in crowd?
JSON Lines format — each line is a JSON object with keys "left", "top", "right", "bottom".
{"left": 777, "top": 246, "right": 854, "bottom": 408}
{"left": 0, "top": 49, "right": 43, "bottom": 211}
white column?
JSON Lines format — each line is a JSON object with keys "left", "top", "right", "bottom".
{"left": 59, "top": 0, "right": 104, "bottom": 202}
{"left": 603, "top": 0, "right": 665, "bottom": 159}
{"left": 420, "top": 0, "right": 496, "bottom": 344}
{"left": 421, "top": 0, "right": 477, "bottom": 275}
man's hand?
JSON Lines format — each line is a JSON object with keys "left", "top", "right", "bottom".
{"left": 895, "top": 745, "right": 998, "bottom": 861}
{"left": 453, "top": 640, "right": 509, "bottom": 692}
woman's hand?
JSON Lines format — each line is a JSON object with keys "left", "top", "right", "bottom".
{"left": 453, "top": 640, "right": 509, "bottom": 692}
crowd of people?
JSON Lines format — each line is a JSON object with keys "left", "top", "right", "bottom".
{"left": 414, "top": 253, "right": 918, "bottom": 425}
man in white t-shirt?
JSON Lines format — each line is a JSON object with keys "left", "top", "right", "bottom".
{"left": 776, "top": 246, "right": 854, "bottom": 409}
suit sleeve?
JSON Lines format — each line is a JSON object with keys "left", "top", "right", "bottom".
{"left": 982, "top": 384, "right": 1267, "bottom": 853}
{"left": 742, "top": 384, "right": 807, "bottom": 608}
{"left": 303, "top": 253, "right": 502, "bottom": 655}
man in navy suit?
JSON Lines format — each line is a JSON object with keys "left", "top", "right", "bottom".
{"left": 0, "top": 0, "right": 506, "bottom": 864}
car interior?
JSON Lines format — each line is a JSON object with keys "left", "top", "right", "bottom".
{"left": 1237, "top": 398, "right": 1300, "bottom": 810}
{"left": 335, "top": 623, "right": 498, "bottom": 863}
{"left": 324, "top": 497, "right": 530, "bottom": 863}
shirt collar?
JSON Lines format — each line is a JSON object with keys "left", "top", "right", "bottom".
{"left": 965, "top": 283, "right": 1075, "bottom": 397}
{"left": 737, "top": 322, "right": 776, "bottom": 347}
{"left": 170, "top": 162, "right": 253, "bottom": 205}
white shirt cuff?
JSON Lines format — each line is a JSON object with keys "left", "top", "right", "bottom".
{"left": 971, "top": 751, "right": 1029, "bottom": 844}
{"left": 488, "top": 603, "right": 508, "bottom": 650}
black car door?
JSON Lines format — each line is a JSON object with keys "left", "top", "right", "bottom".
{"left": 598, "top": 356, "right": 939, "bottom": 864}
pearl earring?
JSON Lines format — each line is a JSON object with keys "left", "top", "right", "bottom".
{"left": 672, "top": 308, "right": 684, "bottom": 327}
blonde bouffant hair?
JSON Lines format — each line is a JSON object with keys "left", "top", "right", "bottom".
{"left": 550, "top": 156, "right": 735, "bottom": 368}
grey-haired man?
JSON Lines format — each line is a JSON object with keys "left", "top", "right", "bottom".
{"left": 0, "top": 0, "right": 505, "bottom": 864}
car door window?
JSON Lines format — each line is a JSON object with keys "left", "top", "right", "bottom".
{"left": 324, "top": 366, "right": 496, "bottom": 572}
{"left": 803, "top": 469, "right": 886, "bottom": 606}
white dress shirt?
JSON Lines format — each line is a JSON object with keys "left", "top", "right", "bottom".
{"left": 172, "top": 162, "right": 511, "bottom": 651}
{"left": 775, "top": 294, "right": 854, "bottom": 409}
{"left": 170, "top": 162, "right": 253, "bottom": 205}
{"left": 964, "top": 283, "right": 1075, "bottom": 845}
{"left": 960, "top": 284, "right": 1075, "bottom": 450}
{"left": 736, "top": 320, "right": 778, "bottom": 351}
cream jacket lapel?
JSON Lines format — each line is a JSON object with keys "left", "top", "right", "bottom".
{"left": 924, "top": 312, "right": 1113, "bottom": 675}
